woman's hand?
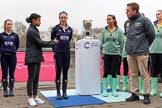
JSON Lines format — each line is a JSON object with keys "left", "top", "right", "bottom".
{"left": 53, "top": 38, "right": 59, "bottom": 44}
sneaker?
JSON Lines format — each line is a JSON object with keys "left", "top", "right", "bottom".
{"left": 28, "top": 98, "right": 37, "bottom": 106}
{"left": 34, "top": 97, "right": 45, "bottom": 104}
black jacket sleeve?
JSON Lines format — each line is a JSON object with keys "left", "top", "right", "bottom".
{"left": 28, "top": 30, "right": 54, "bottom": 47}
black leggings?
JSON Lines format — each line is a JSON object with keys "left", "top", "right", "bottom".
{"left": 1, "top": 54, "right": 17, "bottom": 80}
{"left": 54, "top": 51, "right": 70, "bottom": 82}
{"left": 123, "top": 57, "right": 129, "bottom": 76}
{"left": 103, "top": 54, "right": 120, "bottom": 78}
{"left": 117, "top": 56, "right": 122, "bottom": 75}
{"left": 148, "top": 55, "right": 152, "bottom": 74}
{"left": 27, "top": 63, "right": 40, "bottom": 96}
{"left": 150, "top": 54, "right": 162, "bottom": 77}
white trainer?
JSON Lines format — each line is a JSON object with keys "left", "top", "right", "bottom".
{"left": 34, "top": 97, "right": 45, "bottom": 104}
{"left": 28, "top": 98, "right": 37, "bottom": 106}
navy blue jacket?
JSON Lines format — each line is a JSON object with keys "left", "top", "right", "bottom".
{"left": 51, "top": 24, "right": 73, "bottom": 52}
{"left": 0, "top": 32, "right": 19, "bottom": 54}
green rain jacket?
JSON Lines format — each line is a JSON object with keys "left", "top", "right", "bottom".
{"left": 150, "top": 21, "right": 162, "bottom": 54}
{"left": 122, "top": 36, "right": 127, "bottom": 58}
{"left": 100, "top": 26, "right": 123, "bottom": 55}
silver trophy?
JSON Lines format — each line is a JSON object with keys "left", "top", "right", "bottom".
{"left": 83, "top": 20, "right": 93, "bottom": 39}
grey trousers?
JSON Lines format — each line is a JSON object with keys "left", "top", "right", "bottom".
{"left": 27, "top": 63, "right": 40, "bottom": 96}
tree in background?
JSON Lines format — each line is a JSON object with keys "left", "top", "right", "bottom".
{"left": 92, "top": 27, "right": 103, "bottom": 39}
{"left": 14, "top": 21, "right": 27, "bottom": 48}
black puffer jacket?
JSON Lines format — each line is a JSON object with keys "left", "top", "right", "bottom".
{"left": 25, "top": 24, "right": 54, "bottom": 65}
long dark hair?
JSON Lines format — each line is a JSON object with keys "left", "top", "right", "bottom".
{"left": 4, "top": 19, "right": 12, "bottom": 31}
{"left": 107, "top": 14, "right": 118, "bottom": 27}
{"left": 26, "top": 13, "right": 41, "bottom": 24}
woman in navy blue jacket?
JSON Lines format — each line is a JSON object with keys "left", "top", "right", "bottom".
{"left": 0, "top": 19, "right": 19, "bottom": 97}
{"left": 51, "top": 11, "right": 73, "bottom": 100}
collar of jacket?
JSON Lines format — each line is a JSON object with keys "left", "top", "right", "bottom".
{"left": 129, "top": 12, "right": 141, "bottom": 20}
{"left": 30, "top": 24, "right": 39, "bottom": 32}
{"left": 104, "top": 26, "right": 118, "bottom": 31}
{"left": 154, "top": 20, "right": 158, "bottom": 26}
{"left": 56, "top": 24, "right": 70, "bottom": 30}
{"left": 2, "top": 31, "right": 14, "bottom": 36}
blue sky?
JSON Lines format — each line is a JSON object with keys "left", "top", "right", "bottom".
{"left": 0, "top": 0, "right": 161, "bottom": 33}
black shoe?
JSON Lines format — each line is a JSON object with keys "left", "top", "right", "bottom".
{"left": 56, "top": 91, "right": 62, "bottom": 100}
{"left": 2, "top": 79, "right": 8, "bottom": 97}
{"left": 126, "top": 93, "right": 140, "bottom": 102}
{"left": 62, "top": 80, "right": 68, "bottom": 99}
{"left": 56, "top": 81, "right": 62, "bottom": 100}
{"left": 4, "top": 90, "right": 8, "bottom": 97}
{"left": 9, "top": 89, "right": 14, "bottom": 96}
{"left": 62, "top": 92, "right": 68, "bottom": 99}
{"left": 9, "top": 79, "right": 14, "bottom": 96}
{"left": 143, "top": 94, "right": 150, "bottom": 104}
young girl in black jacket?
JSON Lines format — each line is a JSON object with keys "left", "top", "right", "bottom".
{"left": 25, "top": 13, "right": 58, "bottom": 106}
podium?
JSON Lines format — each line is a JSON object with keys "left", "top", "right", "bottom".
{"left": 75, "top": 38, "right": 101, "bottom": 95}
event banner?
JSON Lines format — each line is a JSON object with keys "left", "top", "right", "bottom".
{"left": 0, "top": 52, "right": 56, "bottom": 82}
{"left": 0, "top": 52, "right": 126, "bottom": 82}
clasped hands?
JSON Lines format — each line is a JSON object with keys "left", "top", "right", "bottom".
{"left": 53, "top": 38, "right": 59, "bottom": 44}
